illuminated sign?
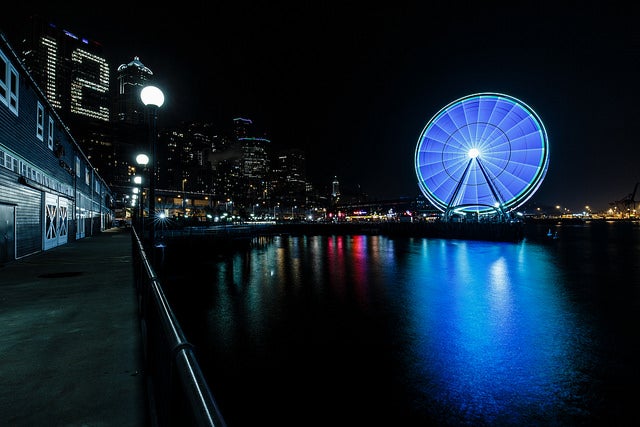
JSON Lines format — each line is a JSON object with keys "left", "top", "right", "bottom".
{"left": 39, "top": 33, "right": 110, "bottom": 121}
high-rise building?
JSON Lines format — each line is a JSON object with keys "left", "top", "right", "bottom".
{"left": 272, "top": 148, "right": 306, "bottom": 207}
{"left": 233, "top": 117, "right": 253, "bottom": 140}
{"left": 111, "top": 56, "right": 155, "bottom": 191}
{"left": 19, "top": 15, "right": 110, "bottom": 125}
{"left": 114, "top": 56, "right": 153, "bottom": 126}
{"left": 158, "top": 121, "right": 217, "bottom": 193}
{"left": 240, "top": 137, "right": 270, "bottom": 205}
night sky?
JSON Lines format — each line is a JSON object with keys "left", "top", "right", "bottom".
{"left": 3, "top": 2, "right": 639, "bottom": 212}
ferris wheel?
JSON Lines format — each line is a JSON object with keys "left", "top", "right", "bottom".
{"left": 414, "top": 93, "right": 549, "bottom": 220}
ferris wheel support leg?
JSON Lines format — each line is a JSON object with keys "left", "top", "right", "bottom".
{"left": 444, "top": 159, "right": 473, "bottom": 221}
{"left": 476, "top": 159, "right": 509, "bottom": 222}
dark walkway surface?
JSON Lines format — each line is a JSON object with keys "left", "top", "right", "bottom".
{"left": 0, "top": 227, "right": 148, "bottom": 426}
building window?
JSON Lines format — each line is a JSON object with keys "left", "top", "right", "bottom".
{"left": 0, "top": 49, "right": 19, "bottom": 116}
{"left": 47, "top": 117, "right": 54, "bottom": 149}
{"left": 85, "top": 167, "right": 90, "bottom": 185}
{"left": 75, "top": 156, "right": 81, "bottom": 177}
{"left": 36, "top": 102, "right": 44, "bottom": 141}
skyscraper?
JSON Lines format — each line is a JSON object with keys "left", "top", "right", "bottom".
{"left": 332, "top": 176, "right": 340, "bottom": 198}
{"left": 272, "top": 148, "right": 307, "bottom": 208}
{"left": 111, "top": 56, "right": 155, "bottom": 190}
{"left": 240, "top": 136, "right": 270, "bottom": 205}
{"left": 233, "top": 117, "right": 253, "bottom": 140}
{"left": 19, "top": 15, "right": 110, "bottom": 125}
{"left": 114, "top": 56, "right": 153, "bottom": 126}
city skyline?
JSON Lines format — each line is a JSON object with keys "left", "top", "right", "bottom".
{"left": 3, "top": 2, "right": 639, "bottom": 212}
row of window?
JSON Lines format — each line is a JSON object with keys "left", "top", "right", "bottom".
{"left": 0, "top": 144, "right": 102, "bottom": 198}
{"left": 36, "top": 101, "right": 55, "bottom": 149}
{"left": 1, "top": 48, "right": 56, "bottom": 152}
{"left": 0, "top": 49, "right": 19, "bottom": 115}
{"left": 0, "top": 148, "right": 73, "bottom": 197}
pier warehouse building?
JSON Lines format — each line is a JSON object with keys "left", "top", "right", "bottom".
{"left": 0, "top": 31, "right": 113, "bottom": 264}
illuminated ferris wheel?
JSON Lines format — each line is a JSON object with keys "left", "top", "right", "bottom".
{"left": 414, "top": 93, "right": 549, "bottom": 220}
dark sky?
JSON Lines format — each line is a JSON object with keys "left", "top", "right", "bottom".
{"left": 4, "top": 1, "right": 640, "bottom": 212}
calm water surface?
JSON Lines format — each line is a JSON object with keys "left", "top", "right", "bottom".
{"left": 159, "top": 221, "right": 640, "bottom": 426}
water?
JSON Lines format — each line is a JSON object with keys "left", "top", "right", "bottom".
{"left": 159, "top": 220, "right": 640, "bottom": 426}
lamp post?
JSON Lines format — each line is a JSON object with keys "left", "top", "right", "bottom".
{"left": 135, "top": 154, "right": 149, "bottom": 233}
{"left": 181, "top": 178, "right": 187, "bottom": 215}
{"left": 140, "top": 85, "right": 164, "bottom": 247}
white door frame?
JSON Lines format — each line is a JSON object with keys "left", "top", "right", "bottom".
{"left": 44, "top": 193, "right": 69, "bottom": 250}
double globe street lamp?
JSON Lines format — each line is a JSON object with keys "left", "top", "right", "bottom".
{"left": 140, "top": 85, "right": 164, "bottom": 247}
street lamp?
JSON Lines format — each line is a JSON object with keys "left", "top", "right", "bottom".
{"left": 135, "top": 154, "right": 149, "bottom": 232}
{"left": 140, "top": 85, "right": 164, "bottom": 247}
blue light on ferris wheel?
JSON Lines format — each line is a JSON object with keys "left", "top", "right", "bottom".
{"left": 414, "top": 92, "right": 549, "bottom": 214}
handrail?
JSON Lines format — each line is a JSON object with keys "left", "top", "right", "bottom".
{"left": 131, "top": 227, "right": 227, "bottom": 427}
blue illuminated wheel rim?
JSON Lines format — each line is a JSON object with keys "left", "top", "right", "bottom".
{"left": 414, "top": 93, "right": 549, "bottom": 215}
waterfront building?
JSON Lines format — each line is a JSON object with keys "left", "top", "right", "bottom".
{"left": 0, "top": 31, "right": 113, "bottom": 263}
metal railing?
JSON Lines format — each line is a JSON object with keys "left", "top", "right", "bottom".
{"left": 131, "top": 227, "right": 227, "bottom": 427}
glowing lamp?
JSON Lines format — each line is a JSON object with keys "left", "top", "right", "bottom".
{"left": 140, "top": 86, "right": 165, "bottom": 107}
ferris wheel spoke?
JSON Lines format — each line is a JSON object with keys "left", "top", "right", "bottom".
{"left": 502, "top": 121, "right": 537, "bottom": 145}
{"left": 478, "top": 101, "right": 503, "bottom": 144}
{"left": 433, "top": 111, "right": 460, "bottom": 140}
{"left": 482, "top": 136, "right": 511, "bottom": 156}
{"left": 508, "top": 130, "right": 546, "bottom": 151}
{"left": 506, "top": 149, "right": 542, "bottom": 170}
{"left": 495, "top": 167, "right": 534, "bottom": 198}
{"left": 476, "top": 95, "right": 499, "bottom": 122}
{"left": 461, "top": 102, "right": 481, "bottom": 146}
{"left": 445, "top": 105, "right": 472, "bottom": 140}
{"left": 427, "top": 122, "right": 456, "bottom": 146}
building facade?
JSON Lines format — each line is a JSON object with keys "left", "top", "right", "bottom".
{"left": 0, "top": 31, "right": 113, "bottom": 264}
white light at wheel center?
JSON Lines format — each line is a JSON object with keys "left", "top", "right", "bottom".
{"left": 468, "top": 148, "right": 480, "bottom": 158}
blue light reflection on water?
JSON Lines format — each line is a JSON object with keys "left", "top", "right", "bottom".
{"left": 392, "top": 239, "right": 592, "bottom": 425}
{"left": 161, "top": 225, "right": 638, "bottom": 426}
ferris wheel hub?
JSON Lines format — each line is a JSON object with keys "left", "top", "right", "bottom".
{"left": 468, "top": 148, "right": 480, "bottom": 158}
